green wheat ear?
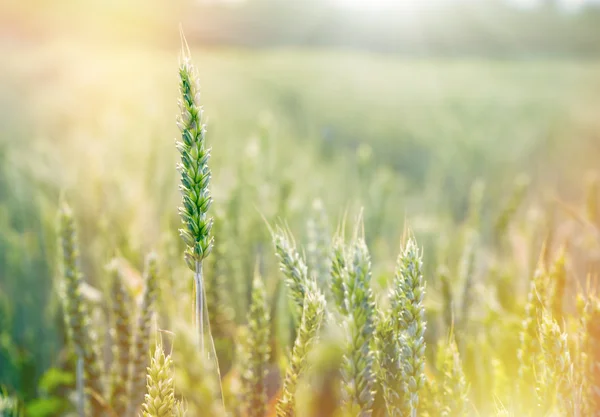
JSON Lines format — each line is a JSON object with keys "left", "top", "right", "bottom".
{"left": 277, "top": 279, "right": 327, "bottom": 417}
{"left": 394, "top": 237, "right": 426, "bottom": 417}
{"left": 273, "top": 226, "right": 309, "bottom": 316}
{"left": 142, "top": 344, "right": 176, "bottom": 417}
{"left": 330, "top": 237, "right": 349, "bottom": 314}
{"left": 436, "top": 335, "right": 468, "bottom": 417}
{"left": 177, "top": 52, "right": 213, "bottom": 268}
{"left": 176, "top": 40, "right": 216, "bottom": 359}
{"left": 340, "top": 237, "right": 376, "bottom": 417}
{"left": 58, "top": 202, "right": 104, "bottom": 417}
{"left": 107, "top": 260, "right": 133, "bottom": 417}
{"left": 130, "top": 253, "right": 159, "bottom": 416}
{"left": 241, "top": 269, "right": 271, "bottom": 417}
{"left": 374, "top": 310, "right": 401, "bottom": 417}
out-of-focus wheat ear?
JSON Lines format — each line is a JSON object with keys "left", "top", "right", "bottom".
{"left": 58, "top": 203, "right": 105, "bottom": 417}
{"left": 436, "top": 334, "right": 468, "bottom": 417}
{"left": 277, "top": 280, "right": 326, "bottom": 417}
{"left": 107, "top": 260, "right": 133, "bottom": 417}
{"left": 422, "top": 375, "right": 442, "bottom": 417}
{"left": 491, "top": 357, "right": 509, "bottom": 407}
{"left": 438, "top": 266, "right": 454, "bottom": 331}
{"left": 306, "top": 199, "right": 331, "bottom": 290}
{"left": 374, "top": 310, "right": 401, "bottom": 416}
{"left": 466, "top": 179, "right": 485, "bottom": 229}
{"left": 129, "top": 253, "right": 159, "bottom": 416}
{"left": 241, "top": 269, "right": 271, "bottom": 417}
{"left": 458, "top": 231, "right": 477, "bottom": 333}
{"left": 537, "top": 312, "right": 575, "bottom": 415}
{"left": 173, "top": 400, "right": 188, "bottom": 417}
{"left": 393, "top": 237, "right": 426, "bottom": 417}
{"left": 549, "top": 246, "right": 567, "bottom": 323}
{"left": 586, "top": 173, "right": 599, "bottom": 227}
{"left": 142, "top": 344, "right": 176, "bottom": 417}
{"left": 494, "top": 174, "right": 529, "bottom": 240}
{"left": 517, "top": 260, "right": 548, "bottom": 404}
{"left": 584, "top": 297, "right": 600, "bottom": 414}
{"left": 340, "top": 238, "right": 376, "bottom": 417}
{"left": 205, "top": 213, "right": 235, "bottom": 338}
{"left": 273, "top": 226, "right": 309, "bottom": 316}
{"left": 330, "top": 237, "right": 349, "bottom": 314}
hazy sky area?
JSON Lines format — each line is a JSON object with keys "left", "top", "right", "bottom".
{"left": 331, "top": 0, "right": 598, "bottom": 10}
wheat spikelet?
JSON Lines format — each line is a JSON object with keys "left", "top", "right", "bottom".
{"left": 330, "top": 237, "right": 349, "bottom": 314}
{"left": 130, "top": 253, "right": 159, "bottom": 416}
{"left": 549, "top": 247, "right": 567, "bottom": 323}
{"left": 277, "top": 279, "right": 326, "bottom": 417}
{"left": 142, "top": 344, "right": 176, "bottom": 417}
{"left": 340, "top": 238, "right": 376, "bottom": 417}
{"left": 374, "top": 311, "right": 401, "bottom": 417}
{"left": 517, "top": 262, "right": 548, "bottom": 403}
{"left": 107, "top": 260, "right": 133, "bottom": 417}
{"left": 437, "top": 336, "right": 468, "bottom": 417}
{"left": 274, "top": 227, "right": 309, "bottom": 315}
{"left": 176, "top": 44, "right": 214, "bottom": 356}
{"left": 58, "top": 203, "right": 104, "bottom": 417}
{"left": 537, "top": 311, "right": 574, "bottom": 415}
{"left": 241, "top": 270, "right": 271, "bottom": 417}
{"left": 585, "top": 297, "right": 600, "bottom": 416}
{"left": 394, "top": 237, "right": 426, "bottom": 417}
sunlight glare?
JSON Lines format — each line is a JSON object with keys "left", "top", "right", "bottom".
{"left": 331, "top": 0, "right": 446, "bottom": 12}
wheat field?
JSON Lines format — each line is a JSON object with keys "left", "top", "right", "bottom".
{"left": 2, "top": 28, "right": 600, "bottom": 417}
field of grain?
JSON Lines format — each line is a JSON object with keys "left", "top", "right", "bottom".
{"left": 2, "top": 36, "right": 600, "bottom": 416}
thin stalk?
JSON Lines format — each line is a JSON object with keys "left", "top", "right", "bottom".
{"left": 196, "top": 260, "right": 224, "bottom": 407}
{"left": 195, "top": 261, "right": 205, "bottom": 356}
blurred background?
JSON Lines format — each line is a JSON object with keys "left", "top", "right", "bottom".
{"left": 2, "top": 0, "right": 600, "bottom": 414}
